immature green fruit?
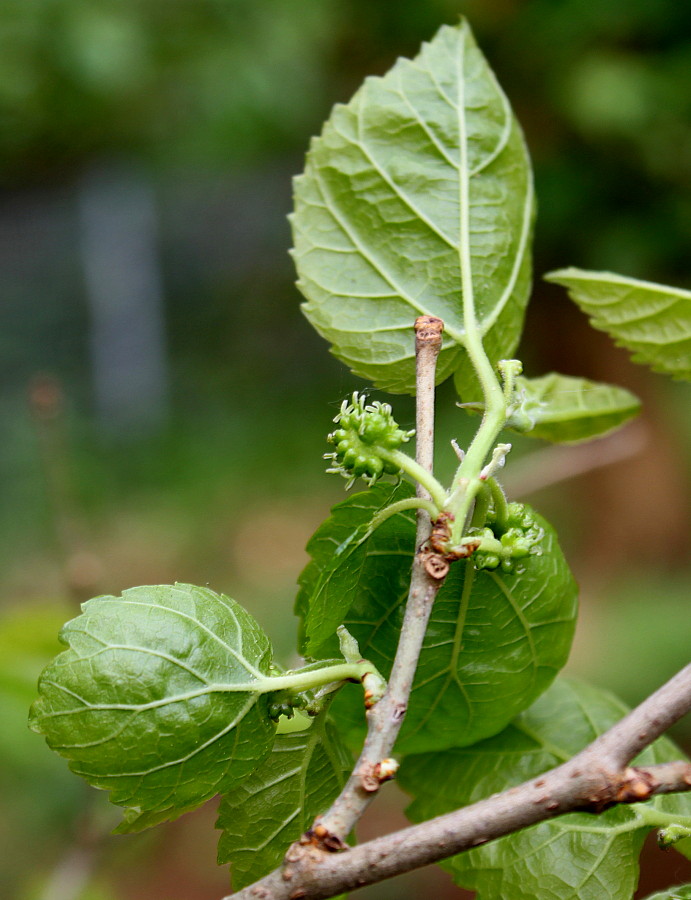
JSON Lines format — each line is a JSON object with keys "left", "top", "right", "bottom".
{"left": 324, "top": 392, "right": 414, "bottom": 488}
{"left": 475, "top": 502, "right": 544, "bottom": 572}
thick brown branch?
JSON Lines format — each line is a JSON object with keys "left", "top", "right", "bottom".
{"left": 228, "top": 663, "right": 691, "bottom": 900}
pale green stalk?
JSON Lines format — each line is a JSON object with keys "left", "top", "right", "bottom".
{"left": 636, "top": 808, "right": 691, "bottom": 830}
{"left": 368, "top": 496, "right": 441, "bottom": 533}
{"left": 488, "top": 476, "right": 510, "bottom": 530}
{"left": 377, "top": 447, "right": 447, "bottom": 510}
{"left": 252, "top": 662, "right": 384, "bottom": 696}
{"left": 445, "top": 45, "right": 510, "bottom": 546}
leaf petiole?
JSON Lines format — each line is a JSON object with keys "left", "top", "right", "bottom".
{"left": 488, "top": 477, "right": 510, "bottom": 531}
{"left": 261, "top": 661, "right": 384, "bottom": 698}
{"left": 470, "top": 482, "right": 491, "bottom": 528}
{"left": 378, "top": 447, "right": 448, "bottom": 510}
{"left": 368, "top": 496, "right": 441, "bottom": 534}
{"left": 636, "top": 808, "right": 691, "bottom": 830}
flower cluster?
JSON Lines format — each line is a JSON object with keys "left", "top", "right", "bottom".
{"left": 324, "top": 393, "right": 414, "bottom": 488}
{"left": 474, "top": 502, "right": 544, "bottom": 572}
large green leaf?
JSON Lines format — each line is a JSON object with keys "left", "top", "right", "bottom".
{"left": 291, "top": 20, "right": 534, "bottom": 395}
{"left": 216, "top": 714, "right": 351, "bottom": 889}
{"left": 297, "top": 480, "right": 416, "bottom": 656}
{"left": 400, "top": 678, "right": 691, "bottom": 900}
{"left": 508, "top": 373, "right": 641, "bottom": 443}
{"left": 546, "top": 268, "right": 691, "bottom": 381}
{"left": 29, "top": 584, "right": 277, "bottom": 833}
{"left": 300, "top": 492, "right": 577, "bottom": 753}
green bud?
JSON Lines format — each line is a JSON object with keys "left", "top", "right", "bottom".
{"left": 475, "top": 553, "right": 500, "bottom": 570}
{"left": 481, "top": 502, "right": 545, "bottom": 569}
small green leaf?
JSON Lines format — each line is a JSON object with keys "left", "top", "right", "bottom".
{"left": 30, "top": 584, "right": 278, "bottom": 832}
{"left": 507, "top": 372, "right": 641, "bottom": 443}
{"left": 297, "top": 480, "right": 416, "bottom": 656}
{"left": 292, "top": 20, "right": 534, "bottom": 395}
{"left": 217, "top": 714, "right": 351, "bottom": 889}
{"left": 301, "top": 494, "right": 577, "bottom": 753}
{"left": 545, "top": 268, "right": 691, "bottom": 381}
{"left": 641, "top": 887, "right": 691, "bottom": 900}
{"left": 400, "top": 678, "right": 691, "bottom": 900}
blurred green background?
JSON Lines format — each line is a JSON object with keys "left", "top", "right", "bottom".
{"left": 1, "top": 1, "right": 690, "bottom": 898}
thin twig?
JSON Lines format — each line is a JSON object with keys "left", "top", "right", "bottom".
{"left": 413, "top": 316, "right": 443, "bottom": 493}
{"left": 314, "top": 317, "right": 445, "bottom": 841}
{"left": 227, "top": 663, "right": 691, "bottom": 900}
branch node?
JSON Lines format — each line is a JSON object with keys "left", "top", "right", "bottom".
{"left": 421, "top": 552, "right": 450, "bottom": 580}
{"left": 614, "top": 767, "right": 656, "bottom": 804}
{"left": 360, "top": 758, "right": 400, "bottom": 792}
{"left": 392, "top": 703, "right": 407, "bottom": 722}
{"left": 414, "top": 315, "right": 444, "bottom": 349}
{"left": 301, "top": 823, "right": 348, "bottom": 853}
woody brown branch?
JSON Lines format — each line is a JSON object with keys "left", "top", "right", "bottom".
{"left": 311, "top": 317, "right": 445, "bottom": 842}
{"left": 228, "top": 662, "right": 691, "bottom": 900}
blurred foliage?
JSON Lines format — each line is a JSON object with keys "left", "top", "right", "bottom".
{"left": 1, "top": 0, "right": 690, "bottom": 280}
{"left": 571, "top": 574, "right": 691, "bottom": 740}
{"left": 0, "top": 1, "right": 690, "bottom": 898}
{"left": 0, "top": 603, "right": 87, "bottom": 895}
{"left": 0, "top": 0, "right": 336, "bottom": 179}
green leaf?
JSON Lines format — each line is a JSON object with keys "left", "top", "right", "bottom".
{"left": 297, "top": 480, "right": 416, "bottom": 656}
{"left": 507, "top": 373, "right": 641, "bottom": 443}
{"left": 217, "top": 713, "right": 351, "bottom": 889}
{"left": 29, "top": 584, "right": 278, "bottom": 833}
{"left": 545, "top": 268, "right": 691, "bottom": 381}
{"left": 291, "top": 20, "right": 534, "bottom": 395}
{"left": 641, "top": 887, "right": 691, "bottom": 900}
{"left": 400, "top": 678, "right": 691, "bottom": 900}
{"left": 301, "top": 495, "right": 577, "bottom": 753}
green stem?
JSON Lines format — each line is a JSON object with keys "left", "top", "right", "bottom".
{"left": 379, "top": 448, "right": 447, "bottom": 510}
{"left": 498, "top": 359, "right": 523, "bottom": 404}
{"left": 474, "top": 534, "right": 503, "bottom": 555}
{"left": 637, "top": 807, "right": 691, "bottom": 829}
{"left": 447, "top": 376, "right": 507, "bottom": 545}
{"left": 488, "top": 477, "right": 510, "bottom": 531}
{"left": 369, "top": 496, "right": 441, "bottom": 533}
{"left": 445, "top": 69, "right": 510, "bottom": 544}
{"left": 470, "top": 482, "right": 491, "bottom": 528}
{"left": 259, "top": 662, "right": 380, "bottom": 696}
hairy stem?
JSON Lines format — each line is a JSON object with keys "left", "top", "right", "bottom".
{"left": 378, "top": 448, "right": 447, "bottom": 510}
{"left": 367, "top": 496, "right": 441, "bottom": 533}
{"left": 488, "top": 476, "right": 509, "bottom": 530}
{"left": 261, "top": 662, "right": 383, "bottom": 696}
{"left": 444, "top": 65, "right": 509, "bottom": 545}
{"left": 470, "top": 481, "right": 491, "bottom": 528}
{"left": 312, "top": 316, "right": 445, "bottom": 840}
{"left": 447, "top": 381, "right": 507, "bottom": 544}
{"left": 226, "top": 663, "right": 691, "bottom": 900}
{"left": 637, "top": 806, "right": 691, "bottom": 829}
